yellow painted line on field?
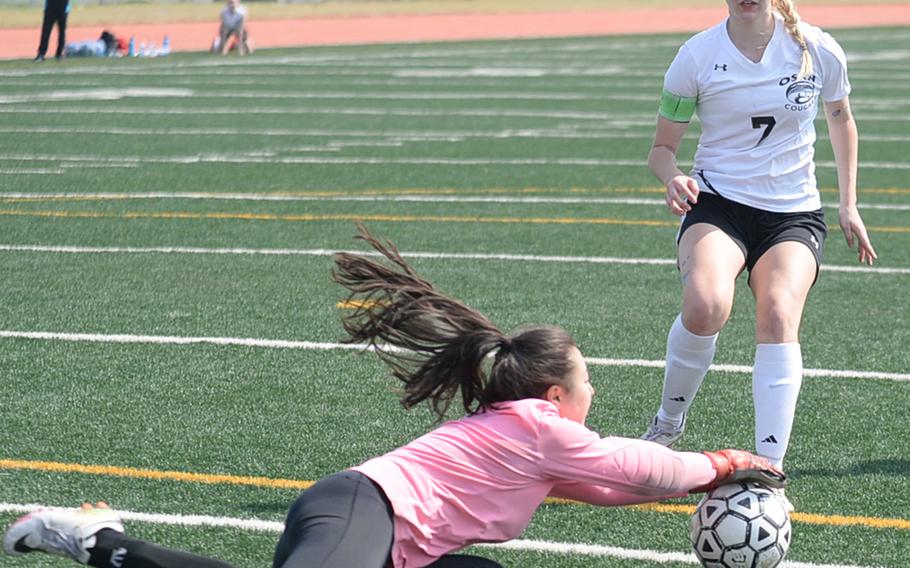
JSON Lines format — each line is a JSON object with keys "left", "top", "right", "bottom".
{"left": 3, "top": 458, "right": 909, "bottom": 531}
{"left": 629, "top": 503, "right": 910, "bottom": 530}
{"left": 631, "top": 502, "right": 695, "bottom": 515}
{"left": 336, "top": 299, "right": 386, "bottom": 309}
{"left": 516, "top": 498, "right": 910, "bottom": 532}
{"left": 4, "top": 208, "right": 910, "bottom": 232}
{"left": 856, "top": 188, "right": 910, "bottom": 195}
{"left": 0, "top": 459, "right": 313, "bottom": 491}
{"left": 790, "top": 511, "right": 910, "bottom": 530}
{"left": 0, "top": 209, "right": 678, "bottom": 227}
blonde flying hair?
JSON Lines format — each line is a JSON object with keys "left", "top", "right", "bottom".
{"left": 773, "top": 0, "right": 814, "bottom": 78}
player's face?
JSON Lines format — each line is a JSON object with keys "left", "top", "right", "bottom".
{"left": 726, "top": 0, "right": 773, "bottom": 20}
{"left": 554, "top": 347, "right": 595, "bottom": 425}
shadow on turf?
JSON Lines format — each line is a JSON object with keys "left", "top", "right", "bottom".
{"left": 790, "top": 458, "right": 910, "bottom": 478}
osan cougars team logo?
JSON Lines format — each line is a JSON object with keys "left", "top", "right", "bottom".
{"left": 780, "top": 74, "right": 819, "bottom": 111}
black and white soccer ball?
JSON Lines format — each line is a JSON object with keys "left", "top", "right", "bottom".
{"left": 690, "top": 482, "right": 791, "bottom": 568}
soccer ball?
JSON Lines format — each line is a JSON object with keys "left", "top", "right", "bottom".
{"left": 689, "top": 482, "right": 791, "bottom": 568}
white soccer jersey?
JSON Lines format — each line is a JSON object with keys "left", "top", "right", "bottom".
{"left": 221, "top": 5, "right": 247, "bottom": 31}
{"left": 663, "top": 14, "right": 850, "bottom": 212}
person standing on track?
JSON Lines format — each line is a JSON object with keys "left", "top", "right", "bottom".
{"left": 35, "top": 0, "right": 70, "bottom": 61}
{"left": 641, "top": 0, "right": 877, "bottom": 511}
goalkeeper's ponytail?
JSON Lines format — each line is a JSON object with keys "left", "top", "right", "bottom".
{"left": 333, "top": 224, "right": 577, "bottom": 419}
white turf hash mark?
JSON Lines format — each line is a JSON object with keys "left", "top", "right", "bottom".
{"left": 3, "top": 192, "right": 910, "bottom": 212}
{"left": 0, "top": 244, "right": 906, "bottom": 275}
{"left": 0, "top": 503, "right": 883, "bottom": 568}
{"left": 0, "top": 152, "right": 906, "bottom": 169}
{"left": 0, "top": 190, "right": 910, "bottom": 211}
{"left": 0, "top": 330, "right": 906, "bottom": 382}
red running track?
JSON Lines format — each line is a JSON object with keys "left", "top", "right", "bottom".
{"left": 2, "top": 4, "right": 910, "bottom": 60}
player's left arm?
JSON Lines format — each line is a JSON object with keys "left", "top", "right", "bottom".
{"left": 824, "top": 97, "right": 877, "bottom": 265}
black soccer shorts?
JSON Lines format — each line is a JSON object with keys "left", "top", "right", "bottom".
{"left": 677, "top": 192, "right": 827, "bottom": 283}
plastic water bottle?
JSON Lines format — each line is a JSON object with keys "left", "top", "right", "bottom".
{"left": 128, "top": 37, "right": 136, "bottom": 57}
{"left": 161, "top": 35, "right": 171, "bottom": 56}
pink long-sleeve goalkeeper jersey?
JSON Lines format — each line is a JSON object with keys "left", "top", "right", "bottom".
{"left": 352, "top": 398, "right": 716, "bottom": 567}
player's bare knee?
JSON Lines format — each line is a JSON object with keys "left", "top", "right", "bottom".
{"left": 755, "top": 301, "right": 802, "bottom": 343}
{"left": 681, "top": 309, "right": 728, "bottom": 336}
{"left": 682, "top": 289, "right": 732, "bottom": 335}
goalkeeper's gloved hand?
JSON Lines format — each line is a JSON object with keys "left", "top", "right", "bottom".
{"left": 691, "top": 449, "right": 787, "bottom": 493}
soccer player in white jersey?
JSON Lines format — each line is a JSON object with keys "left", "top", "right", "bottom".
{"left": 641, "top": 0, "right": 877, "bottom": 510}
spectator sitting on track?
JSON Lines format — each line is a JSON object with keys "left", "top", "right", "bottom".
{"left": 211, "top": 0, "right": 252, "bottom": 56}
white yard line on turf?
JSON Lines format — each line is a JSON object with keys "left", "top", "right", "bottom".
{"left": 8, "top": 88, "right": 902, "bottom": 106}
{"left": 0, "top": 106, "right": 653, "bottom": 120}
{"left": 13, "top": 78, "right": 910, "bottom": 90}
{"left": 0, "top": 168, "right": 63, "bottom": 175}
{"left": 0, "top": 67, "right": 667, "bottom": 79}
{"left": 0, "top": 153, "right": 907, "bottom": 170}
{"left": 0, "top": 48, "right": 677, "bottom": 76}
{"left": 3, "top": 192, "right": 910, "bottom": 212}
{"left": 3, "top": 126, "right": 910, "bottom": 144}
{"left": 0, "top": 244, "right": 907, "bottom": 275}
{"left": 0, "top": 154, "right": 658, "bottom": 167}
{"left": 0, "top": 89, "right": 193, "bottom": 104}
{"left": 0, "top": 45, "right": 904, "bottom": 74}
{"left": 0, "top": 502, "right": 284, "bottom": 533}
{"left": 0, "top": 330, "right": 906, "bottom": 382}
{"left": 0, "top": 503, "right": 884, "bottom": 568}
{"left": 0, "top": 89, "right": 625, "bottom": 103}
{"left": 0, "top": 125, "right": 654, "bottom": 139}
{"left": 0, "top": 243, "right": 905, "bottom": 274}
{"left": 0, "top": 126, "right": 665, "bottom": 140}
{"left": 4, "top": 106, "right": 910, "bottom": 125}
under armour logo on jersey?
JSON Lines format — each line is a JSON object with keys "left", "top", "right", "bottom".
{"left": 714, "top": 63, "right": 728, "bottom": 71}
{"left": 761, "top": 435, "right": 779, "bottom": 444}
{"left": 110, "top": 547, "right": 128, "bottom": 568}
{"left": 670, "top": 396, "right": 686, "bottom": 402}
{"left": 810, "top": 235, "right": 819, "bottom": 250}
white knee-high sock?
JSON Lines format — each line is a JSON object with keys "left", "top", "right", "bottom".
{"left": 656, "top": 314, "right": 718, "bottom": 427}
{"left": 753, "top": 343, "right": 803, "bottom": 467}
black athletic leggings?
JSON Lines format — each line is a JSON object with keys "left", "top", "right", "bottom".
{"left": 87, "top": 471, "right": 503, "bottom": 568}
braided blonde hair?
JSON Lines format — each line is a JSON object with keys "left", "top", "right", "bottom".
{"left": 773, "top": 0, "right": 814, "bottom": 78}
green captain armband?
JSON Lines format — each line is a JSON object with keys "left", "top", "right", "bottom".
{"left": 659, "top": 89, "right": 697, "bottom": 123}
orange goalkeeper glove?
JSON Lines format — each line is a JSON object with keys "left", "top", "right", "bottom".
{"left": 692, "top": 449, "right": 787, "bottom": 493}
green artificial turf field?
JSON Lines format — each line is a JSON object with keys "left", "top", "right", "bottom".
{"left": 0, "top": 26, "right": 907, "bottom": 568}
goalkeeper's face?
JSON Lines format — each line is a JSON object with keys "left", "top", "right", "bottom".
{"left": 551, "top": 347, "right": 594, "bottom": 425}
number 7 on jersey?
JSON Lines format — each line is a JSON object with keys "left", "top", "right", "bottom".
{"left": 751, "top": 116, "right": 777, "bottom": 147}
